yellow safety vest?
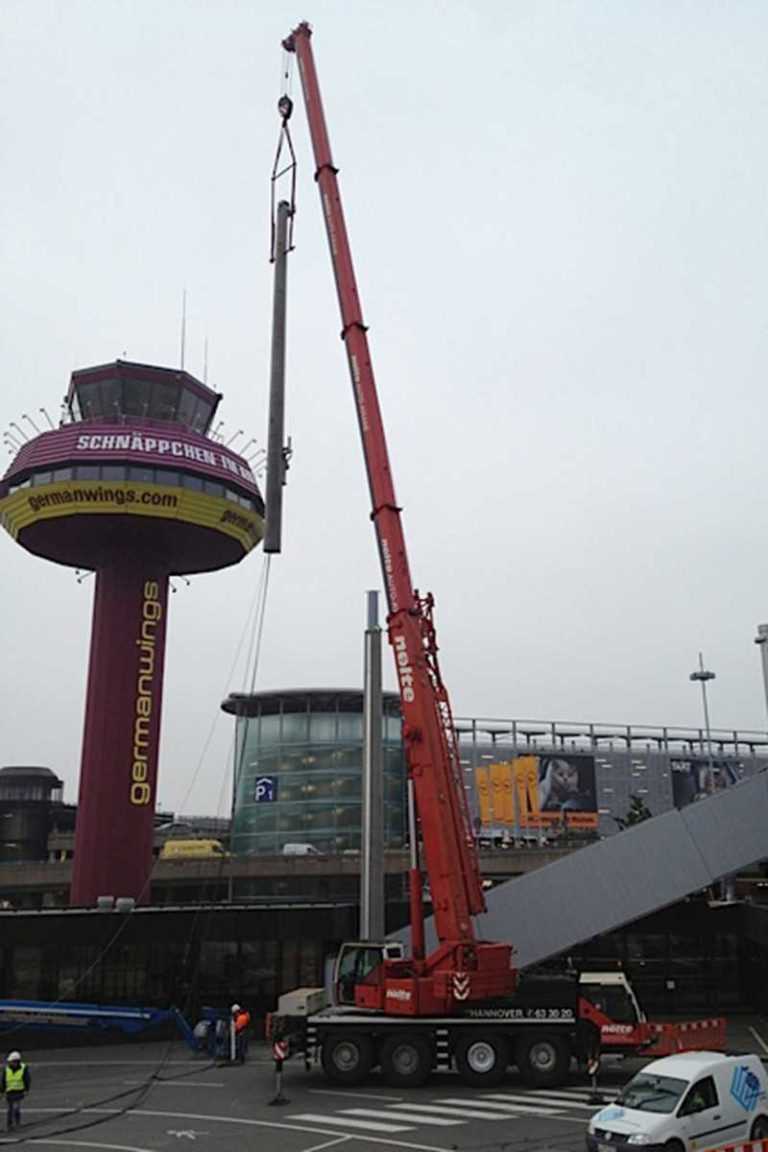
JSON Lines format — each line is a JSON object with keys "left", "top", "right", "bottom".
{"left": 5, "top": 1064, "right": 26, "bottom": 1092}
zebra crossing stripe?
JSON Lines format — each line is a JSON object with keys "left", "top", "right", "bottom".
{"left": 484, "top": 1092, "right": 596, "bottom": 1111}
{"left": 532, "top": 1088, "right": 599, "bottom": 1100}
{"left": 389, "top": 1103, "right": 508, "bottom": 1121}
{"left": 341, "top": 1108, "right": 463, "bottom": 1127}
{"left": 289, "top": 1113, "right": 413, "bottom": 1133}
{"left": 441, "top": 1097, "right": 562, "bottom": 1116}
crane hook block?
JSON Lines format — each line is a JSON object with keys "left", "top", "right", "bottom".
{"left": 278, "top": 95, "right": 293, "bottom": 122}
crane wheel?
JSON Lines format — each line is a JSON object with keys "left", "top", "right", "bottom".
{"left": 516, "top": 1032, "right": 570, "bottom": 1087}
{"left": 379, "top": 1032, "right": 432, "bottom": 1088}
{"left": 320, "top": 1031, "right": 374, "bottom": 1085}
{"left": 455, "top": 1033, "right": 509, "bottom": 1088}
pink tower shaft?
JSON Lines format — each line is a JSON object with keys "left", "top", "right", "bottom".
{"left": 70, "top": 564, "right": 169, "bottom": 905}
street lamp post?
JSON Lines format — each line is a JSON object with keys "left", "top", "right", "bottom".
{"left": 753, "top": 625, "right": 768, "bottom": 726}
{"left": 689, "top": 652, "right": 716, "bottom": 793}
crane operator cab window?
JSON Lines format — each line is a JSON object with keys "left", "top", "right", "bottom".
{"left": 580, "top": 976, "right": 643, "bottom": 1024}
{"left": 334, "top": 942, "right": 403, "bottom": 1006}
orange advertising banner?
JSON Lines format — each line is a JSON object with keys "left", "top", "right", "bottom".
{"left": 512, "top": 755, "right": 539, "bottom": 827}
{"left": 488, "top": 761, "right": 514, "bottom": 825}
{"left": 475, "top": 766, "right": 492, "bottom": 825}
{"left": 475, "top": 753, "right": 598, "bottom": 833}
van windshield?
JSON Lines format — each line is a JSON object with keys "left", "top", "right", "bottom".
{"left": 618, "top": 1073, "right": 687, "bottom": 1114}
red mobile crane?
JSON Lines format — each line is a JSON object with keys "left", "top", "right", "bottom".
{"left": 269, "top": 23, "right": 726, "bottom": 1090}
{"left": 282, "top": 21, "right": 515, "bottom": 1017}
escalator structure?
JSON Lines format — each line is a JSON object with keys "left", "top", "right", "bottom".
{"left": 400, "top": 770, "right": 768, "bottom": 971}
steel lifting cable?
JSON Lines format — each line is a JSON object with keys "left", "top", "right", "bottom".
{"left": 231, "top": 554, "right": 273, "bottom": 812}
{"left": 270, "top": 57, "right": 297, "bottom": 261}
{"left": 246, "top": 553, "right": 272, "bottom": 697}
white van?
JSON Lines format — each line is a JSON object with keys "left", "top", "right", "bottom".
{"left": 282, "top": 843, "right": 322, "bottom": 856}
{"left": 588, "top": 1052, "right": 768, "bottom": 1152}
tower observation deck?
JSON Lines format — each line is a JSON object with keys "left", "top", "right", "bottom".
{"left": 0, "top": 360, "right": 264, "bottom": 905}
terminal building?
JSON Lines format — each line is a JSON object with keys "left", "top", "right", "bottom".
{"left": 223, "top": 689, "right": 768, "bottom": 852}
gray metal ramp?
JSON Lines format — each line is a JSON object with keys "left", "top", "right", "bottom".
{"left": 396, "top": 771, "right": 768, "bottom": 969}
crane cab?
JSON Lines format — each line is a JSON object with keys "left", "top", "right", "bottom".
{"left": 333, "top": 941, "right": 404, "bottom": 1007}
{"left": 579, "top": 970, "right": 645, "bottom": 1024}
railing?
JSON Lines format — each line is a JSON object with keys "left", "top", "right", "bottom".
{"left": 454, "top": 716, "right": 768, "bottom": 758}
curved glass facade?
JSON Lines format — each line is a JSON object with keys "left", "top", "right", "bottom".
{"left": 227, "top": 691, "right": 406, "bottom": 855}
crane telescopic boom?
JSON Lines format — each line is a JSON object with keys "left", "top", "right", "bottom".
{"left": 284, "top": 21, "right": 516, "bottom": 1012}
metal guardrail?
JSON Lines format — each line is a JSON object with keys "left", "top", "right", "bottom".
{"left": 454, "top": 716, "right": 768, "bottom": 757}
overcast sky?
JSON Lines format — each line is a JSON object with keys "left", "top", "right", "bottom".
{"left": 2, "top": 0, "right": 767, "bottom": 816}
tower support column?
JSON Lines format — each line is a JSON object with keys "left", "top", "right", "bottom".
{"left": 70, "top": 564, "right": 169, "bottom": 906}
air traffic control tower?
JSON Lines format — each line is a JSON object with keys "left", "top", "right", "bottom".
{"left": 0, "top": 361, "right": 264, "bottom": 905}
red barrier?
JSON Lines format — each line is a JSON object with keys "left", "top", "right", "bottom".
{"left": 644, "top": 1017, "right": 727, "bottom": 1056}
{"left": 703, "top": 1139, "right": 768, "bottom": 1152}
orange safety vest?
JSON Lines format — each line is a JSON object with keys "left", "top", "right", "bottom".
{"left": 234, "top": 1010, "right": 250, "bottom": 1034}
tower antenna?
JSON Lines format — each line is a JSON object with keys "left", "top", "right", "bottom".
{"left": 180, "top": 289, "right": 187, "bottom": 371}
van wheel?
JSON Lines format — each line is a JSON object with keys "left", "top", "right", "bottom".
{"left": 380, "top": 1032, "right": 432, "bottom": 1088}
{"left": 455, "top": 1033, "right": 509, "bottom": 1088}
{"left": 517, "top": 1033, "right": 570, "bottom": 1087}
{"left": 321, "top": 1032, "right": 374, "bottom": 1085}
{"left": 664, "top": 1141, "right": 684, "bottom": 1152}
{"left": 751, "top": 1118, "right": 768, "bottom": 1141}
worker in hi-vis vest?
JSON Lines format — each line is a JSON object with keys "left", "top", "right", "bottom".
{"left": 231, "top": 1003, "right": 251, "bottom": 1063}
{"left": 2, "top": 1051, "right": 31, "bottom": 1130}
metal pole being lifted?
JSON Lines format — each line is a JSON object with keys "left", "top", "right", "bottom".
{"left": 263, "top": 199, "right": 291, "bottom": 554}
{"left": 754, "top": 624, "right": 768, "bottom": 727}
{"left": 690, "top": 652, "right": 716, "bottom": 793}
{"left": 361, "top": 590, "right": 384, "bottom": 941}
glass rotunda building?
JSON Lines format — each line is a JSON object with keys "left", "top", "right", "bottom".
{"left": 221, "top": 689, "right": 406, "bottom": 855}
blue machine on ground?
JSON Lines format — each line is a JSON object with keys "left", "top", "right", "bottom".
{"left": 0, "top": 1000, "right": 228, "bottom": 1056}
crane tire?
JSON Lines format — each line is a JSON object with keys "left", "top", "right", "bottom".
{"left": 455, "top": 1032, "right": 509, "bottom": 1088}
{"left": 379, "top": 1032, "right": 432, "bottom": 1088}
{"left": 321, "top": 1031, "right": 374, "bottom": 1085}
{"left": 516, "top": 1032, "right": 570, "bottom": 1087}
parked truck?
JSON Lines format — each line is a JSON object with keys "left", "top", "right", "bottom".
{"left": 265, "top": 22, "right": 726, "bottom": 1091}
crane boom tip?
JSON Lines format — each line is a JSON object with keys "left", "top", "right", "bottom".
{"left": 282, "top": 21, "right": 312, "bottom": 52}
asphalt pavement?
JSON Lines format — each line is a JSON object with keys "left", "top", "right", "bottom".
{"left": 0, "top": 1016, "right": 765, "bottom": 1152}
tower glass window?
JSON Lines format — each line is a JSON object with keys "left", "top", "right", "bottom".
{"left": 67, "top": 361, "right": 220, "bottom": 435}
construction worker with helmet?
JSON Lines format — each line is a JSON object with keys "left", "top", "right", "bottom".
{"left": 2, "top": 1051, "right": 30, "bottom": 1130}
{"left": 231, "top": 1003, "right": 251, "bottom": 1063}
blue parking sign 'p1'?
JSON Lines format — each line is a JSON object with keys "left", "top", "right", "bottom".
{"left": 254, "top": 776, "right": 277, "bottom": 803}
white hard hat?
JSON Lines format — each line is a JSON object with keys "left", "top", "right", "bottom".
{"left": 230, "top": 1003, "right": 241, "bottom": 1013}
{"left": 6, "top": 1052, "right": 21, "bottom": 1063}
